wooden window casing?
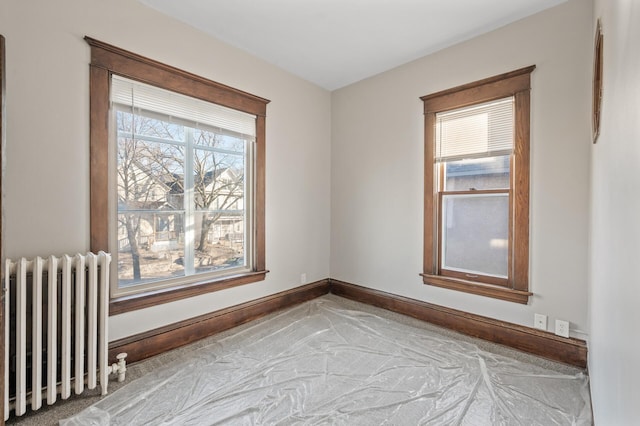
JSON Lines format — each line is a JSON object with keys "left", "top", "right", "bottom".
{"left": 86, "top": 37, "right": 270, "bottom": 315}
{"left": 420, "top": 66, "right": 534, "bottom": 304}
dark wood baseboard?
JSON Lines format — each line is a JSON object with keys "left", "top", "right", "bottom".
{"left": 109, "top": 279, "right": 330, "bottom": 364}
{"left": 329, "top": 279, "right": 587, "bottom": 368}
{"left": 109, "top": 277, "right": 587, "bottom": 369}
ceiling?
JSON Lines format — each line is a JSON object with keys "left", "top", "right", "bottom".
{"left": 139, "top": 0, "right": 567, "bottom": 91}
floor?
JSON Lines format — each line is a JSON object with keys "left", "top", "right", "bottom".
{"left": 7, "top": 294, "right": 592, "bottom": 425}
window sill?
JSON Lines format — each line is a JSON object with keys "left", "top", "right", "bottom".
{"left": 110, "top": 270, "right": 269, "bottom": 315}
{"left": 420, "top": 273, "right": 531, "bottom": 304}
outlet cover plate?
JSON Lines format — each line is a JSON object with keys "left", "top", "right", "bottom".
{"left": 534, "top": 314, "right": 547, "bottom": 331}
{"left": 555, "top": 319, "right": 570, "bottom": 338}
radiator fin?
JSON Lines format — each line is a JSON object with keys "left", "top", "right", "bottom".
{"left": 3, "top": 252, "right": 111, "bottom": 420}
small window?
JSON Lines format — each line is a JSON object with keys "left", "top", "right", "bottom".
{"left": 420, "top": 66, "right": 534, "bottom": 304}
{"left": 86, "top": 37, "right": 269, "bottom": 313}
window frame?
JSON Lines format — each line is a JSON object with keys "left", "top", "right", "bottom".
{"left": 420, "top": 66, "right": 535, "bottom": 304}
{"left": 86, "top": 37, "right": 270, "bottom": 315}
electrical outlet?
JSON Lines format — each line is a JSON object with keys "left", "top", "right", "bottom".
{"left": 555, "top": 319, "right": 570, "bottom": 338}
{"left": 300, "top": 273, "right": 307, "bottom": 284}
{"left": 534, "top": 314, "right": 547, "bottom": 331}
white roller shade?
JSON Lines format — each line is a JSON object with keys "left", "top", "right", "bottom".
{"left": 111, "top": 75, "right": 256, "bottom": 139}
{"left": 436, "top": 97, "right": 514, "bottom": 162}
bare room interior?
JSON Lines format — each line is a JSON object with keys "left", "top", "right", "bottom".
{"left": 0, "top": 0, "right": 638, "bottom": 424}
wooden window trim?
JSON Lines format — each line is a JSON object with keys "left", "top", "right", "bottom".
{"left": 85, "top": 37, "right": 270, "bottom": 315}
{"left": 420, "top": 66, "right": 534, "bottom": 304}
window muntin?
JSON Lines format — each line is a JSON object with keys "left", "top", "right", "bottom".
{"left": 112, "top": 76, "right": 255, "bottom": 296}
{"left": 421, "top": 66, "right": 534, "bottom": 304}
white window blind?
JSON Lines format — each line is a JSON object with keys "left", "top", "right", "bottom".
{"left": 111, "top": 75, "right": 256, "bottom": 139}
{"left": 436, "top": 97, "right": 514, "bottom": 162}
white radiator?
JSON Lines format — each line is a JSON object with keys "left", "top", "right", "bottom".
{"left": 3, "top": 252, "right": 124, "bottom": 420}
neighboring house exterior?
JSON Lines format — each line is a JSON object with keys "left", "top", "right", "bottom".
{"left": 118, "top": 161, "right": 244, "bottom": 260}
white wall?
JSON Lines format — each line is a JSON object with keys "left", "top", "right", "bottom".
{"left": 0, "top": 0, "right": 331, "bottom": 340}
{"left": 331, "top": 0, "right": 592, "bottom": 338}
{"left": 589, "top": 0, "right": 640, "bottom": 423}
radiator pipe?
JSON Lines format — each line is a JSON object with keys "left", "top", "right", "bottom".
{"left": 108, "top": 353, "right": 128, "bottom": 382}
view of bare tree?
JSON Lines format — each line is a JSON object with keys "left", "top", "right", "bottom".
{"left": 193, "top": 129, "right": 244, "bottom": 252}
{"left": 116, "top": 109, "right": 245, "bottom": 286}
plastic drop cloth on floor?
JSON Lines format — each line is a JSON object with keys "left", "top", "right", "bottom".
{"left": 61, "top": 298, "right": 591, "bottom": 425}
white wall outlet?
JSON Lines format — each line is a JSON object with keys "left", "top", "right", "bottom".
{"left": 555, "top": 319, "right": 570, "bottom": 338}
{"left": 534, "top": 313, "right": 547, "bottom": 331}
{"left": 300, "top": 273, "right": 307, "bottom": 284}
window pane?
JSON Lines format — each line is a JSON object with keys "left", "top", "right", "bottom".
{"left": 117, "top": 212, "right": 185, "bottom": 287}
{"left": 194, "top": 211, "right": 245, "bottom": 274}
{"left": 194, "top": 128, "right": 246, "bottom": 153}
{"left": 117, "top": 111, "right": 186, "bottom": 288}
{"left": 444, "top": 155, "right": 510, "bottom": 191}
{"left": 441, "top": 194, "right": 508, "bottom": 278}
{"left": 117, "top": 109, "right": 185, "bottom": 142}
{"left": 117, "top": 138, "right": 185, "bottom": 208}
{"left": 193, "top": 136, "right": 246, "bottom": 274}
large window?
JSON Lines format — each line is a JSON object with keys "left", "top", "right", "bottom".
{"left": 113, "top": 76, "right": 255, "bottom": 295}
{"left": 87, "top": 38, "right": 269, "bottom": 314}
{"left": 420, "top": 66, "right": 534, "bottom": 304}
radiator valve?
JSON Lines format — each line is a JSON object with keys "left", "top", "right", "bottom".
{"left": 109, "top": 352, "right": 128, "bottom": 382}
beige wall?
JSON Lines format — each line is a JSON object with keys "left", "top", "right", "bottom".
{"left": 0, "top": 0, "right": 607, "bottom": 374}
{"left": 331, "top": 0, "right": 592, "bottom": 338}
{"left": 6, "top": 0, "right": 640, "bottom": 420}
{"left": 5, "top": 1, "right": 637, "bottom": 419}
{"left": 589, "top": 0, "right": 640, "bottom": 422}
{"left": 0, "top": 0, "right": 332, "bottom": 339}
